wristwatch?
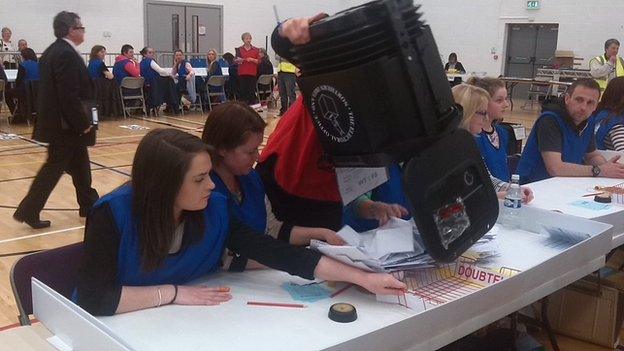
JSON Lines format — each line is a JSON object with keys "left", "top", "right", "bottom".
{"left": 591, "top": 165, "right": 601, "bottom": 177}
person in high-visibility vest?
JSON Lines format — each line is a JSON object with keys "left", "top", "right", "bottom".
{"left": 590, "top": 38, "right": 624, "bottom": 93}
{"left": 276, "top": 56, "right": 297, "bottom": 116}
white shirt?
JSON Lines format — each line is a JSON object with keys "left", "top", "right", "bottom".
{"left": 1, "top": 39, "right": 16, "bottom": 63}
{"left": 62, "top": 38, "right": 84, "bottom": 63}
{"left": 150, "top": 60, "right": 171, "bottom": 77}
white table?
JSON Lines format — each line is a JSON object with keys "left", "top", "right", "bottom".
{"left": 90, "top": 206, "right": 611, "bottom": 351}
{"left": 526, "top": 177, "right": 624, "bottom": 249}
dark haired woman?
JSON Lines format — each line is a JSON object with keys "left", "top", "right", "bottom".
{"left": 594, "top": 77, "right": 624, "bottom": 151}
{"left": 6, "top": 48, "right": 40, "bottom": 121}
{"left": 76, "top": 128, "right": 405, "bottom": 316}
{"left": 202, "top": 102, "right": 345, "bottom": 263}
{"left": 87, "top": 45, "right": 113, "bottom": 80}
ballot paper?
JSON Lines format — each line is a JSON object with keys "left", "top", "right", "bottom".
{"left": 311, "top": 218, "right": 433, "bottom": 272}
{"left": 540, "top": 224, "right": 590, "bottom": 246}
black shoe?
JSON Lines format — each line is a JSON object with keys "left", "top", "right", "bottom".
{"left": 13, "top": 212, "right": 51, "bottom": 229}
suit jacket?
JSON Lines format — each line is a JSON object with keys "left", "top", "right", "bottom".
{"left": 33, "top": 39, "right": 95, "bottom": 146}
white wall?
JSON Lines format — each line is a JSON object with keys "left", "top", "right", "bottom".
{"left": 418, "top": 0, "right": 624, "bottom": 76}
{"left": 1, "top": 0, "right": 623, "bottom": 76}
{"left": 0, "top": 0, "right": 363, "bottom": 59}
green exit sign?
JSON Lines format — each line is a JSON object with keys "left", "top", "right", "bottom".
{"left": 526, "top": 0, "right": 540, "bottom": 10}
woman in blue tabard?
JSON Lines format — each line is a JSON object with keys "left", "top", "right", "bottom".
{"left": 76, "top": 128, "right": 406, "bottom": 316}
{"left": 452, "top": 84, "right": 534, "bottom": 203}
{"left": 593, "top": 77, "right": 624, "bottom": 151}
{"left": 87, "top": 45, "right": 113, "bottom": 80}
{"left": 139, "top": 46, "right": 179, "bottom": 114}
{"left": 467, "top": 77, "right": 512, "bottom": 182}
{"left": 202, "top": 102, "right": 346, "bottom": 270}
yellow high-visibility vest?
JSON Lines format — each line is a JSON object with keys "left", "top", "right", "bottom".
{"left": 278, "top": 61, "right": 296, "bottom": 73}
{"left": 591, "top": 54, "right": 624, "bottom": 92}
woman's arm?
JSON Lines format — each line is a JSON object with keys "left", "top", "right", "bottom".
{"left": 227, "top": 218, "right": 406, "bottom": 295}
{"left": 78, "top": 203, "right": 232, "bottom": 315}
{"left": 150, "top": 60, "right": 171, "bottom": 77}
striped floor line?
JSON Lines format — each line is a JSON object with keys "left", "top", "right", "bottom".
{"left": 0, "top": 226, "right": 85, "bottom": 245}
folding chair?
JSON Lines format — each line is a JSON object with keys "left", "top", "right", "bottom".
{"left": 206, "top": 75, "right": 227, "bottom": 111}
{"left": 256, "top": 74, "right": 275, "bottom": 106}
{"left": 119, "top": 77, "right": 147, "bottom": 118}
{"left": 10, "top": 242, "right": 84, "bottom": 325}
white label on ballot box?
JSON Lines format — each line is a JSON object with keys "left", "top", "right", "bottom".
{"left": 335, "top": 167, "right": 389, "bottom": 205}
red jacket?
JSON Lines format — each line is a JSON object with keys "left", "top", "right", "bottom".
{"left": 236, "top": 45, "right": 259, "bottom": 77}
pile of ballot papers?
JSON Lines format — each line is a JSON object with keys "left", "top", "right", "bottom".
{"left": 310, "top": 218, "right": 436, "bottom": 272}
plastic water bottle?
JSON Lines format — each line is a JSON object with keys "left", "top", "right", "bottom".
{"left": 503, "top": 174, "right": 522, "bottom": 229}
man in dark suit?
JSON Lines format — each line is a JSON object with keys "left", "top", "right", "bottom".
{"left": 14, "top": 11, "right": 98, "bottom": 229}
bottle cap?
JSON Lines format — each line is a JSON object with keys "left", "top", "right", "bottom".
{"left": 328, "top": 303, "right": 357, "bottom": 323}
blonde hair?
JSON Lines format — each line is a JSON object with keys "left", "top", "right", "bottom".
{"left": 452, "top": 84, "right": 491, "bottom": 131}
{"left": 207, "top": 49, "right": 218, "bottom": 61}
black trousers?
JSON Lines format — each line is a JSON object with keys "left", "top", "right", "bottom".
{"left": 16, "top": 144, "right": 99, "bottom": 220}
{"left": 238, "top": 75, "right": 257, "bottom": 105}
{"left": 278, "top": 72, "right": 296, "bottom": 113}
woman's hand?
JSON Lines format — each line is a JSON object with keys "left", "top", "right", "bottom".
{"left": 174, "top": 285, "right": 232, "bottom": 306}
{"left": 521, "top": 186, "right": 534, "bottom": 204}
{"left": 279, "top": 13, "right": 328, "bottom": 45}
{"left": 360, "top": 200, "right": 409, "bottom": 225}
{"left": 319, "top": 229, "right": 346, "bottom": 245}
{"left": 358, "top": 273, "right": 407, "bottom": 295}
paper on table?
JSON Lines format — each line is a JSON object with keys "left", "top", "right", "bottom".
{"left": 336, "top": 225, "right": 362, "bottom": 247}
{"left": 368, "top": 218, "right": 415, "bottom": 258}
{"left": 281, "top": 282, "right": 332, "bottom": 302}
{"left": 570, "top": 200, "right": 611, "bottom": 211}
{"left": 540, "top": 224, "right": 590, "bottom": 245}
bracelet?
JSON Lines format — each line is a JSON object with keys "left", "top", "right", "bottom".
{"left": 156, "top": 286, "right": 163, "bottom": 308}
{"left": 171, "top": 285, "right": 178, "bottom": 304}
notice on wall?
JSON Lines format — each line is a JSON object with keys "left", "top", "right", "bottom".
{"left": 335, "top": 167, "right": 389, "bottom": 205}
{"left": 198, "top": 26, "right": 206, "bottom": 36}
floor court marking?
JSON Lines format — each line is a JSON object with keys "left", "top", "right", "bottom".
{"left": 0, "top": 225, "right": 85, "bottom": 244}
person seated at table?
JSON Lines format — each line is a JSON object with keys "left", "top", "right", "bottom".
{"left": 445, "top": 52, "right": 466, "bottom": 73}
{"left": 257, "top": 48, "right": 274, "bottom": 103}
{"left": 171, "top": 49, "right": 198, "bottom": 107}
{"left": 139, "top": 46, "right": 179, "bottom": 115}
{"left": 75, "top": 128, "right": 406, "bottom": 316}
{"left": 87, "top": 45, "right": 113, "bottom": 80}
{"left": 467, "top": 77, "right": 512, "bottom": 182}
{"left": 452, "top": 84, "right": 534, "bottom": 202}
{"left": 445, "top": 52, "right": 466, "bottom": 87}
{"left": 206, "top": 49, "right": 225, "bottom": 104}
{"left": 593, "top": 77, "right": 624, "bottom": 151}
{"left": 112, "top": 44, "right": 140, "bottom": 85}
{"left": 517, "top": 78, "right": 624, "bottom": 184}
{"left": 202, "top": 101, "right": 345, "bottom": 251}
{"left": 342, "top": 164, "right": 411, "bottom": 233}
{"left": 5, "top": 48, "right": 40, "bottom": 122}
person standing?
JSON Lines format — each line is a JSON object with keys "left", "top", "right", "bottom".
{"left": 590, "top": 39, "right": 624, "bottom": 94}
{"left": 13, "top": 11, "right": 99, "bottom": 229}
{"left": 276, "top": 55, "right": 296, "bottom": 116}
{"left": 235, "top": 32, "right": 259, "bottom": 105}
{"left": 1, "top": 27, "right": 17, "bottom": 69}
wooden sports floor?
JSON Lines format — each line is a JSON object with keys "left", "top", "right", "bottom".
{"left": 0, "top": 101, "right": 615, "bottom": 350}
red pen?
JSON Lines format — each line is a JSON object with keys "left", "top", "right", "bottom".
{"left": 247, "top": 301, "right": 306, "bottom": 308}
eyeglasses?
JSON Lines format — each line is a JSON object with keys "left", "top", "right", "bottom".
{"left": 73, "top": 26, "right": 86, "bottom": 31}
